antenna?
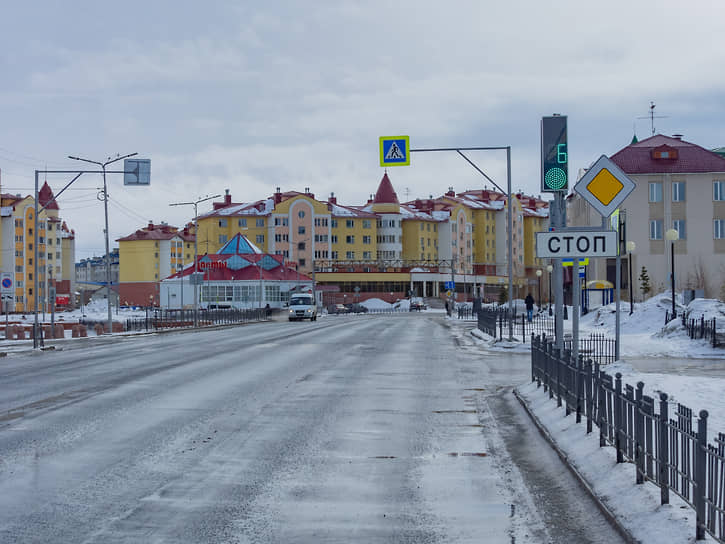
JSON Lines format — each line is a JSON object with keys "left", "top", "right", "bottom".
{"left": 404, "top": 187, "right": 410, "bottom": 200}
{"left": 637, "top": 101, "right": 668, "bottom": 136}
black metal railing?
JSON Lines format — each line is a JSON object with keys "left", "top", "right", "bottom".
{"left": 124, "top": 307, "right": 268, "bottom": 332}
{"left": 682, "top": 312, "right": 721, "bottom": 348}
{"left": 531, "top": 333, "right": 723, "bottom": 542}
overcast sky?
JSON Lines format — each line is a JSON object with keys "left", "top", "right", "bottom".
{"left": 2, "top": 1, "right": 724, "bottom": 260}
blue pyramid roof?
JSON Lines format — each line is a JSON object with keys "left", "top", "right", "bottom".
{"left": 218, "top": 233, "right": 262, "bottom": 255}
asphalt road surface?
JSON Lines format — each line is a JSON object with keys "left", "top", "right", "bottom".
{"left": 0, "top": 314, "right": 623, "bottom": 543}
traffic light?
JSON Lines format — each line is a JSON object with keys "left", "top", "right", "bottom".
{"left": 541, "top": 115, "right": 568, "bottom": 192}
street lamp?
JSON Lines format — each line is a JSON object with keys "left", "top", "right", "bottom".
{"left": 536, "top": 269, "right": 542, "bottom": 309}
{"left": 626, "top": 241, "right": 636, "bottom": 315}
{"left": 170, "top": 194, "right": 221, "bottom": 327}
{"left": 69, "top": 153, "right": 137, "bottom": 335}
{"left": 665, "top": 228, "right": 679, "bottom": 318}
{"left": 546, "top": 264, "right": 553, "bottom": 316}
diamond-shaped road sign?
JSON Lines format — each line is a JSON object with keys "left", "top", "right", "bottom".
{"left": 573, "top": 155, "right": 635, "bottom": 218}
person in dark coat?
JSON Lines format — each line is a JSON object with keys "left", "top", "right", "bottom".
{"left": 525, "top": 293, "right": 535, "bottom": 322}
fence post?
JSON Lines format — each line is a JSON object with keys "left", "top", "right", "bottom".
{"left": 531, "top": 334, "right": 537, "bottom": 383}
{"left": 585, "top": 358, "right": 593, "bottom": 434}
{"left": 615, "top": 373, "right": 624, "bottom": 463}
{"left": 695, "top": 410, "right": 708, "bottom": 540}
{"left": 499, "top": 314, "right": 503, "bottom": 340}
{"left": 553, "top": 346, "right": 562, "bottom": 408}
{"left": 575, "top": 354, "right": 583, "bottom": 424}
{"left": 659, "top": 392, "right": 670, "bottom": 505}
{"left": 635, "top": 381, "right": 645, "bottom": 484}
{"left": 597, "top": 364, "right": 606, "bottom": 448}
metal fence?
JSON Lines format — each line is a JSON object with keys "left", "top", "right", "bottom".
{"left": 531, "top": 333, "right": 725, "bottom": 542}
{"left": 123, "top": 307, "right": 268, "bottom": 332}
{"left": 476, "top": 308, "right": 554, "bottom": 344}
{"left": 682, "top": 312, "right": 721, "bottom": 348}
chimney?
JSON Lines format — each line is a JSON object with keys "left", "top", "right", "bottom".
{"left": 445, "top": 187, "right": 455, "bottom": 197}
{"left": 224, "top": 188, "right": 231, "bottom": 206}
{"left": 148, "top": 221, "right": 154, "bottom": 231}
{"left": 329, "top": 192, "right": 337, "bottom": 205}
{"left": 275, "top": 186, "right": 283, "bottom": 204}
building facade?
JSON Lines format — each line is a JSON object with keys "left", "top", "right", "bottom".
{"left": 568, "top": 134, "right": 725, "bottom": 300}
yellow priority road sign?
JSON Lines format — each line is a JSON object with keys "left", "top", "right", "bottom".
{"left": 573, "top": 155, "right": 635, "bottom": 218}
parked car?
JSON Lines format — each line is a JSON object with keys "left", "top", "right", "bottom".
{"left": 347, "top": 303, "right": 369, "bottom": 313}
{"left": 329, "top": 303, "right": 349, "bottom": 314}
{"left": 409, "top": 301, "right": 426, "bottom": 311}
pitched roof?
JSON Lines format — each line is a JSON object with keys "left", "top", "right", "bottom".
{"left": 217, "top": 233, "right": 262, "bottom": 254}
{"left": 373, "top": 173, "right": 399, "bottom": 204}
{"left": 38, "top": 182, "right": 59, "bottom": 210}
{"left": 610, "top": 134, "right": 725, "bottom": 174}
{"left": 117, "top": 222, "right": 194, "bottom": 242}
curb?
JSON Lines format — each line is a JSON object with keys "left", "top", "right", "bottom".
{"left": 512, "top": 387, "right": 641, "bottom": 544}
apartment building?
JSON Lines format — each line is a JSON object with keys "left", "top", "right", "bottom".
{"left": 568, "top": 134, "right": 725, "bottom": 299}
{"left": 117, "top": 222, "right": 195, "bottom": 306}
{"left": 0, "top": 182, "right": 75, "bottom": 312}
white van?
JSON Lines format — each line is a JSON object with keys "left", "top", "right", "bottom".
{"left": 288, "top": 293, "right": 317, "bottom": 321}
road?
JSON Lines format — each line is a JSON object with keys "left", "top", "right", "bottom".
{"left": 0, "top": 314, "right": 623, "bottom": 543}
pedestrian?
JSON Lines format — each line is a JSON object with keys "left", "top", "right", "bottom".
{"left": 525, "top": 293, "right": 535, "bottom": 322}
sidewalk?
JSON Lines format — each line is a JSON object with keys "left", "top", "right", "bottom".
{"left": 515, "top": 381, "right": 715, "bottom": 544}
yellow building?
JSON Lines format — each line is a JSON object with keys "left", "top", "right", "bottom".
{"left": 0, "top": 182, "right": 75, "bottom": 312}
{"left": 117, "top": 222, "right": 195, "bottom": 306}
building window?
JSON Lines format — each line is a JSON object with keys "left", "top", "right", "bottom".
{"left": 715, "top": 219, "right": 725, "bottom": 239}
{"left": 420, "top": 223, "right": 424, "bottom": 231}
{"left": 673, "top": 220, "right": 686, "bottom": 240}
{"left": 331, "top": 235, "right": 338, "bottom": 244}
{"left": 363, "top": 219, "right": 371, "bottom": 229}
{"left": 331, "top": 251, "right": 338, "bottom": 259}
{"left": 331, "top": 219, "right": 338, "bottom": 228}
{"left": 218, "top": 219, "right": 228, "bottom": 227}
{"left": 256, "top": 234, "right": 264, "bottom": 244}
{"left": 672, "top": 182, "right": 686, "bottom": 202}
{"left": 345, "top": 235, "right": 355, "bottom": 244}
{"left": 298, "top": 226, "right": 306, "bottom": 234}
{"left": 298, "top": 242, "right": 305, "bottom": 250}
{"left": 363, "top": 235, "right": 371, "bottom": 244}
{"left": 238, "top": 218, "right": 247, "bottom": 227}
{"left": 714, "top": 181, "right": 725, "bottom": 201}
{"left": 363, "top": 251, "right": 371, "bottom": 259}
{"left": 219, "top": 235, "right": 228, "bottom": 244}
{"left": 346, "top": 219, "right": 354, "bottom": 228}
{"left": 346, "top": 251, "right": 355, "bottom": 259}
{"left": 299, "top": 258, "right": 306, "bottom": 267}
{"left": 649, "top": 219, "right": 663, "bottom": 240}
{"left": 256, "top": 218, "right": 264, "bottom": 227}
{"left": 649, "top": 182, "right": 662, "bottom": 202}
{"left": 298, "top": 210, "right": 305, "bottom": 218}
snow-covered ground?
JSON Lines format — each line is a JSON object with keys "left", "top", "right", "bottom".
{"left": 467, "top": 293, "right": 725, "bottom": 543}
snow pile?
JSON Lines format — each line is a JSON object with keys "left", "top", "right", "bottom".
{"left": 360, "top": 298, "right": 393, "bottom": 310}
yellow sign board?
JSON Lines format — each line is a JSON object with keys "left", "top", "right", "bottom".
{"left": 586, "top": 168, "right": 623, "bottom": 206}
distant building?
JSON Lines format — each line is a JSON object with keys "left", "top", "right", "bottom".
{"left": 1, "top": 182, "right": 76, "bottom": 312}
{"left": 568, "top": 134, "right": 725, "bottom": 300}
{"left": 117, "top": 222, "right": 195, "bottom": 306}
{"left": 75, "top": 249, "right": 119, "bottom": 306}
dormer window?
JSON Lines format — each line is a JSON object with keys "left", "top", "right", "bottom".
{"left": 651, "top": 145, "right": 678, "bottom": 160}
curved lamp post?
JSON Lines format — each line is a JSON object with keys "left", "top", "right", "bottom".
{"left": 665, "top": 228, "right": 679, "bottom": 318}
{"left": 626, "top": 240, "right": 636, "bottom": 315}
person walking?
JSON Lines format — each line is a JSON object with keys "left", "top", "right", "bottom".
{"left": 525, "top": 293, "right": 535, "bottom": 322}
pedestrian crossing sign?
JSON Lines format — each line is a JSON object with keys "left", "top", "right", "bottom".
{"left": 379, "top": 136, "right": 410, "bottom": 167}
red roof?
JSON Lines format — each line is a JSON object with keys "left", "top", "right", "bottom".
{"left": 373, "top": 173, "right": 399, "bottom": 204}
{"left": 118, "top": 222, "right": 194, "bottom": 242}
{"left": 38, "top": 182, "right": 59, "bottom": 210}
{"left": 610, "top": 134, "right": 725, "bottom": 174}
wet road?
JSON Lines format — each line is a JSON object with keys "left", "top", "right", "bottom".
{"left": 0, "top": 315, "right": 622, "bottom": 542}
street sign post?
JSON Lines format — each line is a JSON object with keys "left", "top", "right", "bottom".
{"left": 379, "top": 136, "right": 410, "bottom": 167}
{"left": 536, "top": 231, "right": 618, "bottom": 259}
{"left": 573, "top": 155, "right": 635, "bottom": 217}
